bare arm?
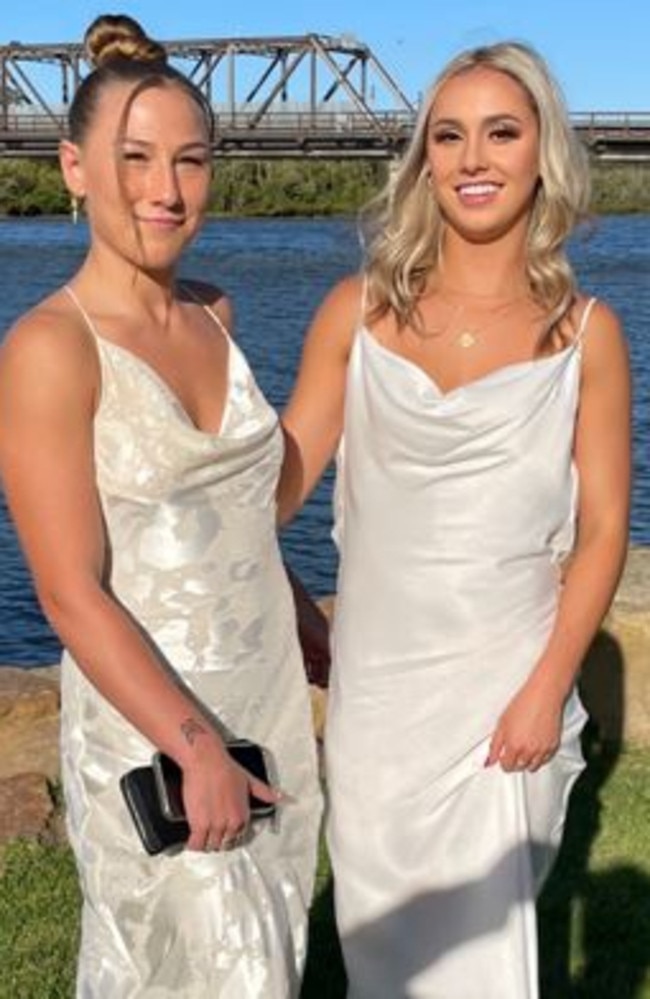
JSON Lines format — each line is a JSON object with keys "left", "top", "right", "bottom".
{"left": 278, "top": 273, "right": 361, "bottom": 524}
{"left": 0, "top": 306, "right": 276, "bottom": 848}
{"left": 487, "top": 300, "right": 631, "bottom": 770}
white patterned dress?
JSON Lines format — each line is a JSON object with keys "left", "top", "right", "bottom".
{"left": 60, "top": 287, "right": 322, "bottom": 998}
{"left": 326, "top": 303, "right": 596, "bottom": 998}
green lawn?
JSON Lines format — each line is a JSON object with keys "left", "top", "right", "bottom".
{"left": 2, "top": 732, "right": 649, "bottom": 999}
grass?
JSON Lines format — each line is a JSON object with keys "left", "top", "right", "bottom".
{"left": 538, "top": 732, "right": 650, "bottom": 998}
{"left": 1, "top": 731, "right": 649, "bottom": 999}
{"left": 0, "top": 842, "right": 80, "bottom": 999}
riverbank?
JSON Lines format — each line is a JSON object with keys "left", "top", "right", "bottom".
{"left": 1, "top": 157, "right": 650, "bottom": 217}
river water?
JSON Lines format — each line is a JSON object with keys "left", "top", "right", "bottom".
{"left": 0, "top": 214, "right": 648, "bottom": 664}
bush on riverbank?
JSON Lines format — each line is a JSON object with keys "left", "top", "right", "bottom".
{"left": 590, "top": 161, "right": 650, "bottom": 214}
{"left": 0, "top": 158, "right": 387, "bottom": 219}
{"left": 0, "top": 161, "right": 70, "bottom": 216}
{"left": 209, "top": 159, "right": 386, "bottom": 216}
{"left": 0, "top": 157, "right": 649, "bottom": 218}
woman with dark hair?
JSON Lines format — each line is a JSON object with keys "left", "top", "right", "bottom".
{"left": 280, "top": 41, "right": 630, "bottom": 998}
{"left": 0, "top": 14, "right": 321, "bottom": 997}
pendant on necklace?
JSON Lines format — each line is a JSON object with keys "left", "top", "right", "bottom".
{"left": 456, "top": 329, "right": 478, "bottom": 349}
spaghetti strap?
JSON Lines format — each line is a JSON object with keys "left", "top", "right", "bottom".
{"left": 576, "top": 296, "right": 597, "bottom": 344}
{"left": 65, "top": 282, "right": 231, "bottom": 342}
{"left": 181, "top": 282, "right": 231, "bottom": 340}
{"left": 63, "top": 284, "right": 101, "bottom": 340}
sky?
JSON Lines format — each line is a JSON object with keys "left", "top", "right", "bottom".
{"left": 2, "top": 0, "right": 649, "bottom": 112}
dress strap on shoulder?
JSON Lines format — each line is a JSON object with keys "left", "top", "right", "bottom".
{"left": 575, "top": 296, "right": 597, "bottom": 344}
{"left": 180, "top": 282, "right": 230, "bottom": 340}
{"left": 63, "top": 284, "right": 101, "bottom": 340}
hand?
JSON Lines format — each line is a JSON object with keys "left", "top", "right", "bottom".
{"left": 181, "top": 742, "right": 280, "bottom": 851}
{"left": 286, "top": 564, "right": 331, "bottom": 688}
{"left": 485, "top": 674, "right": 566, "bottom": 773}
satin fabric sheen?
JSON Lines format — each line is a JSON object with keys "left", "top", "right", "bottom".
{"left": 59, "top": 293, "right": 322, "bottom": 998}
{"left": 326, "top": 316, "right": 592, "bottom": 998}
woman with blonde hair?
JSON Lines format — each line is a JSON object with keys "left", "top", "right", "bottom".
{"left": 0, "top": 13, "right": 321, "bottom": 997}
{"left": 280, "top": 40, "right": 630, "bottom": 997}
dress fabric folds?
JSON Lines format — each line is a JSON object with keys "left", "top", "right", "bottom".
{"left": 59, "top": 293, "right": 322, "bottom": 998}
{"left": 326, "top": 314, "right": 593, "bottom": 999}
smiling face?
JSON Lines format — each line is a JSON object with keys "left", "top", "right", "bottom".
{"left": 425, "top": 65, "right": 541, "bottom": 246}
{"left": 61, "top": 80, "right": 213, "bottom": 277}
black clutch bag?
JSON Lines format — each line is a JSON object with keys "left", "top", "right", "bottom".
{"left": 120, "top": 765, "right": 189, "bottom": 855}
{"left": 120, "top": 739, "right": 275, "bottom": 856}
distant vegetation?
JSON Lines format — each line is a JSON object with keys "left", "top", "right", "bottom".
{"left": 0, "top": 158, "right": 385, "bottom": 218}
{"left": 589, "top": 161, "right": 650, "bottom": 214}
{"left": 0, "top": 157, "right": 649, "bottom": 218}
{"left": 209, "top": 159, "right": 386, "bottom": 216}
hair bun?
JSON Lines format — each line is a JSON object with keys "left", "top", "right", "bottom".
{"left": 84, "top": 13, "right": 167, "bottom": 69}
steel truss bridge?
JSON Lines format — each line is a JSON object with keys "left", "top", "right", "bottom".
{"left": 1, "top": 34, "right": 649, "bottom": 162}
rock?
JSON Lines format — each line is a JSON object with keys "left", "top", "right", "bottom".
{"left": 0, "top": 666, "right": 61, "bottom": 781}
{"left": 0, "top": 772, "right": 56, "bottom": 843}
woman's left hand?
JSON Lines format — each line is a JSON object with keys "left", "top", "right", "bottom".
{"left": 485, "top": 674, "right": 566, "bottom": 772}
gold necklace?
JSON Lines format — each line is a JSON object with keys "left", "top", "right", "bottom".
{"left": 455, "top": 325, "right": 479, "bottom": 350}
{"left": 419, "top": 294, "right": 530, "bottom": 349}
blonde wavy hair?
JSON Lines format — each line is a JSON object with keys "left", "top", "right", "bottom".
{"left": 362, "top": 41, "right": 591, "bottom": 339}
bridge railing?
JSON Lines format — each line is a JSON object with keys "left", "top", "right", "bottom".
{"left": 3, "top": 107, "right": 650, "bottom": 134}
{"left": 571, "top": 112, "right": 650, "bottom": 136}
{"left": 0, "top": 108, "right": 416, "bottom": 136}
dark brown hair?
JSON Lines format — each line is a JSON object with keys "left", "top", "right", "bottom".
{"left": 68, "top": 13, "right": 213, "bottom": 144}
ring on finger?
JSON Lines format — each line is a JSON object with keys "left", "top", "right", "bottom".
{"left": 205, "top": 832, "right": 228, "bottom": 852}
{"left": 225, "top": 827, "right": 248, "bottom": 850}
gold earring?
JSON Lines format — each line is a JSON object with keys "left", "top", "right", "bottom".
{"left": 70, "top": 195, "right": 85, "bottom": 224}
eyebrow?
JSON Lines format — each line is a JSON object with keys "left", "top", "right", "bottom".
{"left": 430, "top": 113, "right": 527, "bottom": 129}
{"left": 120, "top": 137, "right": 211, "bottom": 151}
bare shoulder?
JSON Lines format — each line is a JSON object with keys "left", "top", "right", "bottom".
{"left": 313, "top": 272, "right": 364, "bottom": 323}
{"left": 0, "top": 289, "right": 97, "bottom": 402}
{"left": 305, "top": 272, "right": 364, "bottom": 354}
{"left": 579, "top": 295, "right": 628, "bottom": 369}
{"left": 572, "top": 295, "right": 630, "bottom": 412}
{"left": 179, "top": 278, "right": 233, "bottom": 334}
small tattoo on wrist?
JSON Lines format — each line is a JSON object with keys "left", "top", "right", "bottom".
{"left": 180, "top": 718, "right": 207, "bottom": 746}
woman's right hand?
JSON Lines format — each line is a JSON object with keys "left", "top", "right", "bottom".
{"left": 180, "top": 741, "right": 280, "bottom": 851}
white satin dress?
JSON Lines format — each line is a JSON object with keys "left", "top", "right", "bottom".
{"left": 326, "top": 302, "right": 595, "bottom": 998}
{"left": 60, "top": 287, "right": 322, "bottom": 998}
